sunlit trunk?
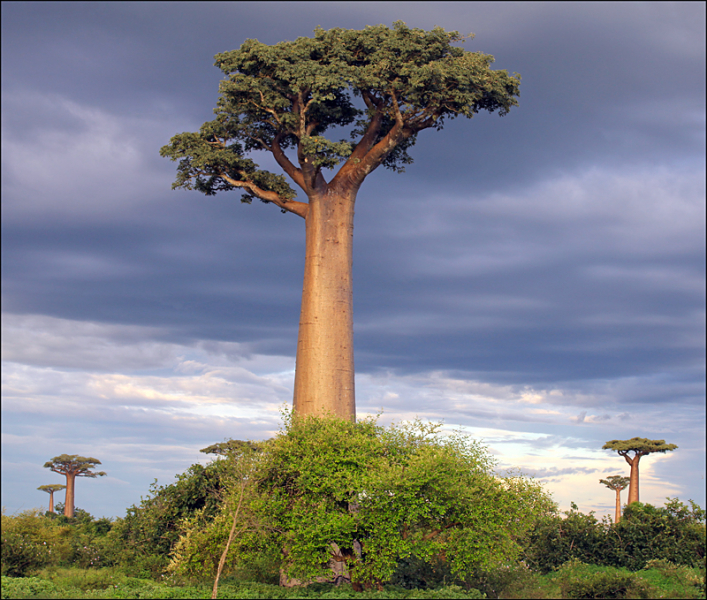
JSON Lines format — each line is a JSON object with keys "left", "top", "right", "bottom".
{"left": 615, "top": 489, "right": 622, "bottom": 523}
{"left": 64, "top": 474, "right": 76, "bottom": 517}
{"left": 627, "top": 455, "right": 640, "bottom": 505}
{"left": 293, "top": 189, "right": 356, "bottom": 421}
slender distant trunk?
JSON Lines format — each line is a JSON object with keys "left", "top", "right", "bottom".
{"left": 48, "top": 491, "right": 55, "bottom": 513}
{"left": 614, "top": 489, "right": 622, "bottom": 523}
{"left": 64, "top": 473, "right": 76, "bottom": 517}
{"left": 293, "top": 189, "right": 356, "bottom": 421}
{"left": 624, "top": 454, "right": 640, "bottom": 505}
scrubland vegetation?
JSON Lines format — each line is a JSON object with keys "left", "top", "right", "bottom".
{"left": 2, "top": 415, "right": 705, "bottom": 598}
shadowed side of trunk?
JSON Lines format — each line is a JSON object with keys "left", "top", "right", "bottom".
{"left": 293, "top": 189, "right": 356, "bottom": 421}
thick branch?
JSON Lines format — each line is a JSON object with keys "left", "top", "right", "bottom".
{"left": 620, "top": 452, "right": 635, "bottom": 467}
{"left": 219, "top": 172, "right": 309, "bottom": 218}
{"left": 270, "top": 135, "right": 307, "bottom": 191}
{"left": 335, "top": 115, "right": 409, "bottom": 190}
{"left": 389, "top": 88, "right": 405, "bottom": 130}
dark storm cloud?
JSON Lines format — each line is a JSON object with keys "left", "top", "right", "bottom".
{"left": 2, "top": 2, "right": 704, "bottom": 384}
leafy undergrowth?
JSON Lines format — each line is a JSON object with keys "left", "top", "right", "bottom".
{"left": 1, "top": 562, "right": 705, "bottom": 599}
{"left": 1, "top": 569, "right": 480, "bottom": 599}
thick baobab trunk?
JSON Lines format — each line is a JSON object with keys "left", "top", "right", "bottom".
{"left": 293, "top": 189, "right": 356, "bottom": 421}
{"left": 48, "top": 490, "right": 55, "bottom": 513}
{"left": 64, "top": 473, "right": 76, "bottom": 518}
{"left": 625, "top": 454, "right": 640, "bottom": 505}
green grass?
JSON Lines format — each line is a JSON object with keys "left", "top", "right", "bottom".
{"left": 1, "top": 564, "right": 705, "bottom": 599}
{"left": 1, "top": 570, "right": 480, "bottom": 599}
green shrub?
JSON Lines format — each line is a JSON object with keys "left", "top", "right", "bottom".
{"left": 1, "top": 508, "right": 62, "bottom": 577}
{"left": 463, "top": 562, "right": 541, "bottom": 599}
{"left": 555, "top": 560, "right": 653, "bottom": 599}
{"left": 0, "top": 575, "right": 58, "bottom": 599}
{"left": 605, "top": 499, "right": 706, "bottom": 570}
{"left": 522, "top": 498, "right": 706, "bottom": 573}
{"left": 522, "top": 503, "right": 607, "bottom": 573}
{"left": 108, "top": 458, "right": 234, "bottom": 578}
{"left": 640, "top": 559, "right": 705, "bottom": 599}
{"left": 166, "top": 414, "right": 554, "bottom": 589}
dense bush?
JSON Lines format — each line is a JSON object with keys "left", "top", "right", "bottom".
{"left": 0, "top": 508, "right": 69, "bottom": 577}
{"left": 107, "top": 458, "right": 233, "bottom": 577}
{"left": 522, "top": 503, "right": 606, "bottom": 572}
{"left": 523, "top": 497, "right": 706, "bottom": 573}
{"left": 605, "top": 499, "right": 706, "bottom": 570}
{"left": 4, "top": 417, "right": 704, "bottom": 592}
{"left": 167, "top": 414, "right": 555, "bottom": 589}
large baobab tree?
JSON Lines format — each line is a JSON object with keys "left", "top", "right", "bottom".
{"left": 599, "top": 475, "right": 630, "bottom": 523}
{"left": 161, "top": 22, "right": 520, "bottom": 421}
{"left": 43, "top": 454, "right": 106, "bottom": 517}
{"left": 602, "top": 438, "right": 677, "bottom": 505}
{"left": 37, "top": 484, "right": 66, "bottom": 513}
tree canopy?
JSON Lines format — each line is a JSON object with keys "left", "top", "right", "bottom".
{"left": 160, "top": 21, "right": 520, "bottom": 215}
{"left": 600, "top": 476, "right": 630, "bottom": 492}
{"left": 37, "top": 484, "right": 67, "bottom": 494}
{"left": 602, "top": 438, "right": 678, "bottom": 457}
{"left": 200, "top": 440, "right": 264, "bottom": 457}
{"left": 43, "top": 454, "right": 106, "bottom": 479}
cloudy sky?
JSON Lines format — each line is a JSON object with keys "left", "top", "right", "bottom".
{"left": 2, "top": 2, "right": 704, "bottom": 520}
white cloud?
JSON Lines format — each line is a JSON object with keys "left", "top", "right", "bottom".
{"left": 2, "top": 312, "right": 703, "bottom": 519}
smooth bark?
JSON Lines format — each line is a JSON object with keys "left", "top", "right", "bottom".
{"left": 293, "top": 188, "right": 356, "bottom": 421}
{"left": 64, "top": 474, "right": 76, "bottom": 518}
{"left": 624, "top": 453, "right": 640, "bottom": 505}
{"left": 614, "top": 489, "right": 622, "bottom": 523}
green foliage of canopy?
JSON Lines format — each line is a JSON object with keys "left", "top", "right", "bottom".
{"left": 160, "top": 21, "right": 520, "bottom": 210}
{"left": 43, "top": 455, "right": 106, "bottom": 478}
{"left": 167, "top": 414, "right": 554, "bottom": 587}
{"left": 37, "top": 485, "right": 67, "bottom": 494}
{"left": 602, "top": 438, "right": 678, "bottom": 458}
{"left": 200, "top": 439, "right": 264, "bottom": 456}
{"left": 600, "top": 476, "right": 630, "bottom": 492}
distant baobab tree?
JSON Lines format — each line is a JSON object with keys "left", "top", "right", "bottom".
{"left": 602, "top": 438, "right": 677, "bottom": 505}
{"left": 37, "top": 484, "right": 66, "bottom": 513}
{"left": 599, "top": 475, "right": 630, "bottom": 523}
{"left": 43, "top": 454, "right": 106, "bottom": 517}
{"left": 161, "top": 21, "right": 520, "bottom": 421}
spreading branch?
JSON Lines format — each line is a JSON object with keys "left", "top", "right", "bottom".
{"left": 161, "top": 21, "right": 520, "bottom": 214}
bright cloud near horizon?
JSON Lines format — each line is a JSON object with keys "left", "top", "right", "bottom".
{"left": 2, "top": 2, "right": 705, "bottom": 520}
